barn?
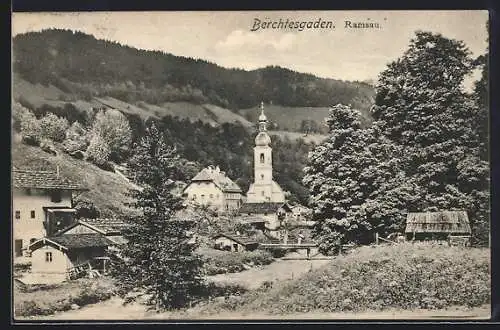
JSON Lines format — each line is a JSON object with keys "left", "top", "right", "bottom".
{"left": 28, "top": 234, "right": 115, "bottom": 282}
{"left": 213, "top": 233, "right": 259, "bottom": 252}
{"left": 405, "top": 211, "right": 472, "bottom": 241}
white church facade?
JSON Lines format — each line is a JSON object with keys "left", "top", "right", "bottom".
{"left": 246, "top": 102, "right": 286, "bottom": 204}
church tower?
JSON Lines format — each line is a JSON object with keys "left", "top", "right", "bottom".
{"left": 246, "top": 102, "right": 286, "bottom": 203}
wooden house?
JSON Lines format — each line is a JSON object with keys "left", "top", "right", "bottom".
{"left": 53, "top": 218, "right": 129, "bottom": 245}
{"left": 238, "top": 202, "right": 292, "bottom": 231}
{"left": 213, "top": 233, "right": 259, "bottom": 252}
{"left": 28, "top": 234, "right": 115, "bottom": 282}
{"left": 405, "top": 211, "right": 472, "bottom": 241}
{"left": 12, "top": 167, "right": 87, "bottom": 258}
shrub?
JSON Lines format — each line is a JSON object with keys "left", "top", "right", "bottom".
{"left": 86, "top": 135, "right": 111, "bottom": 167}
{"left": 18, "top": 108, "right": 42, "bottom": 146}
{"left": 202, "top": 249, "right": 274, "bottom": 275}
{"left": 198, "top": 243, "right": 490, "bottom": 315}
{"left": 63, "top": 122, "right": 89, "bottom": 154}
{"left": 39, "top": 112, "right": 69, "bottom": 142}
{"left": 74, "top": 197, "right": 101, "bottom": 219}
{"left": 14, "top": 279, "right": 117, "bottom": 317}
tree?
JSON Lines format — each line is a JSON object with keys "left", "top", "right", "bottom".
{"left": 17, "top": 107, "right": 42, "bottom": 146}
{"left": 39, "top": 112, "right": 69, "bottom": 142}
{"left": 303, "top": 104, "right": 382, "bottom": 254}
{"left": 86, "top": 135, "right": 111, "bottom": 167}
{"left": 63, "top": 121, "right": 89, "bottom": 154}
{"left": 372, "top": 31, "right": 489, "bottom": 244}
{"left": 90, "top": 109, "right": 132, "bottom": 162}
{"left": 113, "top": 122, "right": 204, "bottom": 310}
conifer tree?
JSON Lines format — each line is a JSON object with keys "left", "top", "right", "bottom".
{"left": 114, "top": 122, "right": 204, "bottom": 309}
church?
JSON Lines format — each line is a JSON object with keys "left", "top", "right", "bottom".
{"left": 245, "top": 102, "right": 286, "bottom": 203}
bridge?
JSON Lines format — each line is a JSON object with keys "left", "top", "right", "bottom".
{"left": 258, "top": 242, "right": 319, "bottom": 259}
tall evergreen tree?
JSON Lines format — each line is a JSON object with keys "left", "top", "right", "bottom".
{"left": 114, "top": 122, "right": 204, "bottom": 309}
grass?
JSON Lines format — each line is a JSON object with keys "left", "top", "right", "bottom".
{"left": 14, "top": 277, "right": 117, "bottom": 317}
{"left": 198, "top": 242, "right": 490, "bottom": 315}
{"left": 11, "top": 138, "right": 139, "bottom": 218}
{"left": 199, "top": 248, "right": 275, "bottom": 275}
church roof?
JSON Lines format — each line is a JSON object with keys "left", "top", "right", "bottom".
{"left": 239, "top": 202, "right": 292, "bottom": 214}
{"left": 255, "top": 131, "right": 271, "bottom": 146}
{"left": 190, "top": 166, "right": 242, "bottom": 193}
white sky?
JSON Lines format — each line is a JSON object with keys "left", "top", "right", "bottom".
{"left": 12, "top": 10, "right": 488, "bottom": 82}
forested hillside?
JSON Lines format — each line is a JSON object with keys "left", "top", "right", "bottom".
{"left": 12, "top": 29, "right": 375, "bottom": 113}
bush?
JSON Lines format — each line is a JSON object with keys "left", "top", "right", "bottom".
{"left": 14, "top": 279, "right": 117, "bottom": 317}
{"left": 18, "top": 108, "right": 42, "bottom": 146}
{"left": 202, "top": 249, "right": 274, "bottom": 275}
{"left": 199, "top": 243, "right": 490, "bottom": 315}
{"left": 39, "top": 112, "right": 69, "bottom": 142}
{"left": 74, "top": 197, "right": 101, "bottom": 219}
{"left": 63, "top": 122, "right": 89, "bottom": 154}
{"left": 86, "top": 135, "right": 111, "bottom": 167}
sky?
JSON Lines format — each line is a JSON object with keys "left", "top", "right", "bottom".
{"left": 12, "top": 10, "right": 489, "bottom": 83}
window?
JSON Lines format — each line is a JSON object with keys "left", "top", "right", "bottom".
{"left": 192, "top": 194, "right": 197, "bottom": 200}
{"left": 30, "top": 210, "right": 36, "bottom": 219}
{"left": 51, "top": 190, "right": 62, "bottom": 203}
{"left": 210, "top": 194, "right": 214, "bottom": 199}
{"left": 201, "top": 194, "right": 205, "bottom": 199}
{"left": 30, "top": 238, "right": 37, "bottom": 244}
{"left": 260, "top": 153, "right": 265, "bottom": 163}
{"left": 15, "top": 240, "right": 22, "bottom": 257}
{"left": 261, "top": 174, "right": 264, "bottom": 180}
{"left": 45, "top": 252, "right": 53, "bottom": 262}
{"left": 15, "top": 210, "right": 20, "bottom": 219}
{"left": 261, "top": 191, "right": 265, "bottom": 196}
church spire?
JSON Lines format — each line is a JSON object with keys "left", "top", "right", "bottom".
{"left": 258, "top": 101, "right": 267, "bottom": 132}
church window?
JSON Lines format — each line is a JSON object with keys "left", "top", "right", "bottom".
{"left": 261, "top": 174, "right": 264, "bottom": 180}
{"left": 260, "top": 153, "right": 265, "bottom": 163}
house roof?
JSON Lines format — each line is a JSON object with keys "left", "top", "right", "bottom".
{"left": 239, "top": 202, "right": 292, "bottom": 214}
{"left": 29, "top": 234, "right": 114, "bottom": 251}
{"left": 213, "top": 233, "right": 258, "bottom": 246}
{"left": 54, "top": 218, "right": 129, "bottom": 236}
{"left": 405, "top": 211, "right": 471, "bottom": 234}
{"left": 189, "top": 166, "right": 242, "bottom": 193}
{"left": 12, "top": 168, "right": 87, "bottom": 190}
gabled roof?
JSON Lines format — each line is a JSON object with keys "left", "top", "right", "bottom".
{"left": 189, "top": 166, "right": 242, "bottom": 193}
{"left": 239, "top": 202, "right": 292, "bottom": 214}
{"left": 29, "top": 234, "right": 114, "bottom": 251}
{"left": 54, "top": 218, "right": 129, "bottom": 236}
{"left": 213, "top": 233, "right": 258, "bottom": 246}
{"left": 405, "top": 211, "right": 471, "bottom": 234}
{"left": 12, "top": 168, "right": 87, "bottom": 190}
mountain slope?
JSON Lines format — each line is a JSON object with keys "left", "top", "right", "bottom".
{"left": 12, "top": 137, "right": 139, "bottom": 218}
{"left": 12, "top": 29, "right": 375, "bottom": 113}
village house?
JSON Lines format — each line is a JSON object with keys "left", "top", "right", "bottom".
{"left": 238, "top": 202, "right": 293, "bottom": 239}
{"left": 28, "top": 233, "right": 115, "bottom": 283}
{"left": 404, "top": 211, "right": 472, "bottom": 242}
{"left": 212, "top": 233, "right": 259, "bottom": 252}
{"left": 12, "top": 167, "right": 87, "bottom": 258}
{"left": 183, "top": 165, "right": 243, "bottom": 212}
{"left": 53, "top": 218, "right": 129, "bottom": 245}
